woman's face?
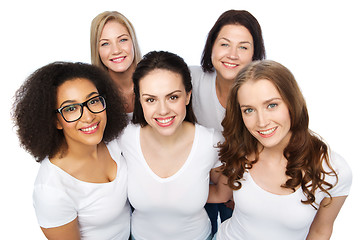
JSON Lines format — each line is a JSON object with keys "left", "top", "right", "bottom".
{"left": 139, "top": 69, "right": 191, "bottom": 137}
{"left": 211, "top": 24, "right": 254, "bottom": 83}
{"left": 237, "top": 79, "right": 291, "bottom": 150}
{"left": 55, "top": 78, "right": 107, "bottom": 148}
{"left": 98, "top": 20, "right": 135, "bottom": 74}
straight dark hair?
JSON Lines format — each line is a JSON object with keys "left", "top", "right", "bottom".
{"left": 132, "top": 51, "right": 196, "bottom": 126}
{"left": 201, "top": 10, "right": 266, "bottom": 72}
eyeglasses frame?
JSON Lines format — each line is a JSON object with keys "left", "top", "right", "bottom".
{"left": 55, "top": 95, "right": 106, "bottom": 123}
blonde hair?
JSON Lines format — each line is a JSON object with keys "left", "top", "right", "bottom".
{"left": 90, "top": 11, "right": 142, "bottom": 71}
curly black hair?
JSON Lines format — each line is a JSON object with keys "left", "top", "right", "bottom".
{"left": 12, "top": 62, "right": 127, "bottom": 162}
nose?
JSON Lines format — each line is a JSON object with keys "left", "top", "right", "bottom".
{"left": 80, "top": 106, "right": 95, "bottom": 123}
{"left": 256, "top": 111, "right": 270, "bottom": 128}
{"left": 158, "top": 100, "right": 170, "bottom": 116}
{"left": 227, "top": 46, "right": 239, "bottom": 60}
{"left": 112, "top": 42, "right": 122, "bottom": 54}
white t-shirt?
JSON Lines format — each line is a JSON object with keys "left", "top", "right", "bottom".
{"left": 118, "top": 123, "right": 222, "bottom": 240}
{"left": 190, "top": 66, "right": 225, "bottom": 132}
{"left": 216, "top": 151, "right": 352, "bottom": 240}
{"left": 33, "top": 140, "right": 130, "bottom": 240}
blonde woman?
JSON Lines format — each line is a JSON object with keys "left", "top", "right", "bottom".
{"left": 91, "top": 11, "right": 142, "bottom": 115}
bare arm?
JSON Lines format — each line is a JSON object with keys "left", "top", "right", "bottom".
{"left": 41, "top": 217, "right": 81, "bottom": 240}
{"left": 208, "top": 171, "right": 233, "bottom": 203}
{"left": 210, "top": 166, "right": 222, "bottom": 184}
{"left": 306, "top": 196, "right": 348, "bottom": 240}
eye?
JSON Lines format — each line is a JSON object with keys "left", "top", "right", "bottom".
{"left": 169, "top": 95, "right": 179, "bottom": 101}
{"left": 63, "top": 105, "right": 79, "bottom": 113}
{"left": 267, "top": 103, "right": 278, "bottom": 109}
{"left": 239, "top": 46, "right": 248, "bottom": 50}
{"left": 88, "top": 98, "right": 100, "bottom": 105}
{"left": 100, "top": 42, "right": 109, "bottom": 47}
{"left": 221, "top": 43, "right": 229, "bottom": 47}
{"left": 146, "top": 98, "right": 155, "bottom": 103}
{"left": 120, "top": 38, "right": 128, "bottom": 43}
{"left": 243, "top": 108, "right": 254, "bottom": 114}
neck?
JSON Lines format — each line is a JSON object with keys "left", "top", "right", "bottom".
{"left": 108, "top": 64, "right": 136, "bottom": 113}
{"left": 145, "top": 121, "right": 192, "bottom": 147}
{"left": 215, "top": 76, "right": 233, "bottom": 108}
{"left": 60, "top": 141, "right": 101, "bottom": 162}
{"left": 107, "top": 64, "right": 135, "bottom": 92}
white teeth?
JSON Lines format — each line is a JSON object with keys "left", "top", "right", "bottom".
{"left": 224, "top": 63, "right": 237, "bottom": 67}
{"left": 259, "top": 127, "right": 276, "bottom": 135}
{"left": 81, "top": 124, "right": 98, "bottom": 132}
{"left": 156, "top": 117, "right": 174, "bottom": 124}
{"left": 112, "top": 57, "right": 125, "bottom": 62}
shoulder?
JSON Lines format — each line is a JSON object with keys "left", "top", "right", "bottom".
{"left": 189, "top": 66, "right": 215, "bottom": 86}
{"left": 189, "top": 65, "right": 203, "bottom": 76}
{"left": 106, "top": 139, "right": 126, "bottom": 168}
{"left": 195, "top": 124, "right": 223, "bottom": 146}
{"left": 328, "top": 151, "right": 352, "bottom": 178}
{"left": 325, "top": 151, "right": 353, "bottom": 196}
{"left": 35, "top": 158, "right": 62, "bottom": 186}
{"left": 117, "top": 123, "right": 140, "bottom": 143}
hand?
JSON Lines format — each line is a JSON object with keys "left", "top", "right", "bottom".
{"left": 224, "top": 199, "right": 235, "bottom": 210}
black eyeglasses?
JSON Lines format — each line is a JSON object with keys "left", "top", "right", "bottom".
{"left": 55, "top": 95, "right": 106, "bottom": 123}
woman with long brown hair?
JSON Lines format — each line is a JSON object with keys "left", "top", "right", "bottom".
{"left": 209, "top": 60, "right": 352, "bottom": 239}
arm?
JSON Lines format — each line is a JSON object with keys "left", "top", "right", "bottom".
{"left": 208, "top": 172, "right": 233, "bottom": 203}
{"left": 210, "top": 166, "right": 222, "bottom": 184}
{"left": 306, "top": 196, "right": 348, "bottom": 240}
{"left": 41, "top": 217, "right": 80, "bottom": 240}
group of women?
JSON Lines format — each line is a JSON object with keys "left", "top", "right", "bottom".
{"left": 12, "top": 9, "right": 352, "bottom": 240}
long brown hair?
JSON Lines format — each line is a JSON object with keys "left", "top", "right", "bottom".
{"left": 219, "top": 60, "right": 337, "bottom": 207}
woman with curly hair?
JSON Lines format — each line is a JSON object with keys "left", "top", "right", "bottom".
{"left": 189, "top": 9, "right": 266, "bottom": 234}
{"left": 12, "top": 62, "right": 130, "bottom": 239}
{"left": 208, "top": 60, "right": 352, "bottom": 239}
{"left": 91, "top": 11, "right": 142, "bottom": 116}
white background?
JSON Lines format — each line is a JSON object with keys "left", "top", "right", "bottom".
{"left": 1, "top": 0, "right": 360, "bottom": 239}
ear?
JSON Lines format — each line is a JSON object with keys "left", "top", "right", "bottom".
{"left": 56, "top": 118, "right": 63, "bottom": 130}
{"left": 185, "top": 90, "right": 192, "bottom": 105}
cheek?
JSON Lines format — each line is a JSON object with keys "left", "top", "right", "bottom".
{"left": 127, "top": 44, "right": 135, "bottom": 61}
{"left": 140, "top": 102, "right": 152, "bottom": 120}
{"left": 242, "top": 52, "right": 253, "bottom": 64}
{"left": 242, "top": 115, "right": 255, "bottom": 133}
{"left": 98, "top": 48, "right": 109, "bottom": 63}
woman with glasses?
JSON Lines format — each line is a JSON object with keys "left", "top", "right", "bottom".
{"left": 12, "top": 62, "right": 130, "bottom": 239}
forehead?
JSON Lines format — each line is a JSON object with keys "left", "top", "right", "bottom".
{"left": 57, "top": 78, "right": 98, "bottom": 102}
{"left": 216, "top": 24, "right": 253, "bottom": 42}
{"left": 139, "top": 69, "right": 185, "bottom": 94}
{"left": 101, "top": 20, "right": 129, "bottom": 36}
{"left": 237, "top": 79, "right": 281, "bottom": 104}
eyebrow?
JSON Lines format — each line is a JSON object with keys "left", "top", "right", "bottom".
{"left": 59, "top": 92, "right": 99, "bottom": 107}
{"left": 239, "top": 97, "right": 282, "bottom": 108}
{"left": 99, "top": 34, "right": 129, "bottom": 42}
{"left": 141, "top": 90, "right": 182, "bottom": 98}
{"left": 218, "top": 37, "right": 252, "bottom": 45}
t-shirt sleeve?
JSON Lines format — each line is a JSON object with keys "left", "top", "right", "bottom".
{"left": 327, "top": 151, "right": 353, "bottom": 197}
{"left": 33, "top": 185, "right": 77, "bottom": 228}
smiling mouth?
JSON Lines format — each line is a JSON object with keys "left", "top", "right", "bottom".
{"left": 223, "top": 62, "right": 238, "bottom": 68}
{"left": 155, "top": 117, "right": 175, "bottom": 124}
{"left": 111, "top": 56, "right": 125, "bottom": 63}
{"left": 80, "top": 123, "right": 99, "bottom": 133}
{"left": 258, "top": 127, "right": 277, "bottom": 136}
